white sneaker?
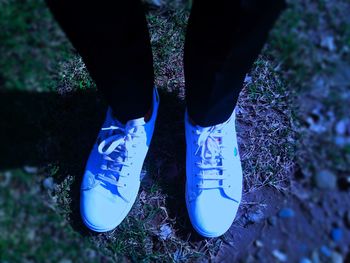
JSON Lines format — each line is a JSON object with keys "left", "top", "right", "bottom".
{"left": 184, "top": 109, "right": 242, "bottom": 237}
{"left": 80, "top": 88, "right": 159, "bottom": 232}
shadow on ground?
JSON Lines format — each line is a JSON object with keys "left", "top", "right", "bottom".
{"left": 0, "top": 88, "right": 202, "bottom": 238}
{"left": 3, "top": 88, "right": 349, "bottom": 262}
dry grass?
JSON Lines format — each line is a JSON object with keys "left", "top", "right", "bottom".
{"left": 7, "top": 0, "right": 350, "bottom": 262}
{"left": 147, "top": 4, "right": 296, "bottom": 195}
{"left": 272, "top": 0, "right": 350, "bottom": 184}
{"left": 147, "top": 7, "right": 188, "bottom": 98}
{"left": 237, "top": 56, "right": 295, "bottom": 193}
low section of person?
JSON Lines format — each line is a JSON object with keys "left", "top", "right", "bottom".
{"left": 46, "top": 0, "right": 286, "bottom": 237}
{"left": 80, "top": 88, "right": 159, "bottom": 232}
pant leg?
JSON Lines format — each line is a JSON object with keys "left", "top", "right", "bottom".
{"left": 45, "top": 0, "right": 154, "bottom": 123}
{"left": 184, "top": 0, "right": 287, "bottom": 127}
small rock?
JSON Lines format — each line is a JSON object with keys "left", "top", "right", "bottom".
{"left": 23, "top": 166, "right": 39, "bottom": 174}
{"left": 330, "top": 228, "right": 343, "bottom": 242}
{"left": 331, "top": 251, "right": 343, "bottom": 263}
{"left": 43, "top": 177, "right": 55, "bottom": 190}
{"left": 149, "top": 0, "right": 162, "bottom": 7}
{"left": 321, "top": 35, "right": 336, "bottom": 52}
{"left": 278, "top": 208, "right": 295, "bottom": 218}
{"left": 268, "top": 216, "right": 277, "bottom": 226}
{"left": 314, "top": 170, "right": 337, "bottom": 190}
{"left": 272, "top": 249, "right": 287, "bottom": 262}
{"left": 254, "top": 240, "right": 263, "bottom": 248}
{"left": 299, "top": 258, "right": 312, "bottom": 263}
{"left": 320, "top": 245, "right": 332, "bottom": 258}
{"left": 247, "top": 209, "right": 265, "bottom": 223}
{"left": 158, "top": 224, "right": 172, "bottom": 240}
{"left": 313, "top": 76, "right": 326, "bottom": 90}
{"left": 244, "top": 75, "right": 252, "bottom": 84}
{"left": 306, "top": 116, "right": 326, "bottom": 133}
{"left": 335, "top": 120, "right": 348, "bottom": 135}
{"left": 335, "top": 136, "right": 348, "bottom": 146}
{"left": 26, "top": 229, "right": 36, "bottom": 241}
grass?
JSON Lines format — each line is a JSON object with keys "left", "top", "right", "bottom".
{"left": 147, "top": 6, "right": 189, "bottom": 97}
{"left": 276, "top": 0, "right": 350, "bottom": 180}
{"left": 0, "top": 169, "right": 106, "bottom": 263}
{"left": 1, "top": 0, "right": 349, "bottom": 261}
{"left": 237, "top": 56, "right": 295, "bottom": 192}
{"left": 0, "top": 0, "right": 293, "bottom": 261}
{"left": 0, "top": 0, "right": 74, "bottom": 92}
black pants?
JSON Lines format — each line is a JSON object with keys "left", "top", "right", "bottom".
{"left": 46, "top": 0, "right": 286, "bottom": 126}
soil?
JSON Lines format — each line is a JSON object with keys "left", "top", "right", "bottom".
{"left": 216, "top": 185, "right": 350, "bottom": 262}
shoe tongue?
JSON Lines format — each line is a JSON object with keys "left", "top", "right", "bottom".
{"left": 113, "top": 118, "right": 126, "bottom": 128}
{"left": 126, "top": 117, "right": 146, "bottom": 128}
{"left": 195, "top": 125, "right": 211, "bottom": 134}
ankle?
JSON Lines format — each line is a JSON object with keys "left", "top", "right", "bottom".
{"left": 144, "top": 103, "right": 153, "bottom": 122}
{"left": 188, "top": 115, "right": 197, "bottom": 126}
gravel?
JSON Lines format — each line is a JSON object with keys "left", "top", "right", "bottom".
{"left": 330, "top": 228, "right": 343, "bottom": 242}
{"left": 314, "top": 170, "right": 337, "bottom": 190}
{"left": 278, "top": 208, "right": 295, "bottom": 218}
{"left": 272, "top": 249, "right": 287, "bottom": 262}
{"left": 320, "top": 245, "right": 332, "bottom": 258}
{"left": 43, "top": 177, "right": 55, "bottom": 190}
{"left": 247, "top": 209, "right": 265, "bottom": 223}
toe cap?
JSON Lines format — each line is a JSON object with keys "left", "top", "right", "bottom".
{"left": 187, "top": 189, "right": 239, "bottom": 237}
{"left": 80, "top": 188, "right": 129, "bottom": 232}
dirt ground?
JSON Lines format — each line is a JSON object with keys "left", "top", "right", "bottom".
{"left": 216, "top": 184, "right": 350, "bottom": 262}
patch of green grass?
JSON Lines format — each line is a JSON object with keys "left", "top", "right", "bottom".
{"left": 238, "top": 55, "right": 295, "bottom": 191}
{"left": 0, "top": 0, "right": 71, "bottom": 91}
{"left": 276, "top": 0, "right": 350, "bottom": 180}
{"left": 0, "top": 0, "right": 94, "bottom": 93}
{"left": 0, "top": 169, "right": 108, "bottom": 262}
{"left": 147, "top": 8, "right": 189, "bottom": 94}
{"left": 4, "top": 0, "right": 349, "bottom": 261}
{"left": 0, "top": 0, "right": 224, "bottom": 260}
{"left": 269, "top": 6, "right": 301, "bottom": 60}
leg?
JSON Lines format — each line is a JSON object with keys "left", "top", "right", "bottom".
{"left": 45, "top": 0, "right": 154, "bottom": 123}
{"left": 184, "top": 0, "right": 287, "bottom": 238}
{"left": 46, "top": 1, "right": 160, "bottom": 232}
{"left": 184, "top": 0, "right": 287, "bottom": 127}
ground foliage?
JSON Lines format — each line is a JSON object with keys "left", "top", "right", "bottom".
{"left": 1, "top": 0, "right": 349, "bottom": 262}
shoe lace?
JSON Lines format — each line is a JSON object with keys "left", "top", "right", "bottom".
{"left": 96, "top": 123, "right": 144, "bottom": 194}
{"left": 193, "top": 123, "right": 229, "bottom": 190}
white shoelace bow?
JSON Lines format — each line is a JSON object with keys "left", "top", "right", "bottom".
{"left": 96, "top": 124, "right": 144, "bottom": 197}
{"left": 194, "top": 124, "right": 229, "bottom": 190}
